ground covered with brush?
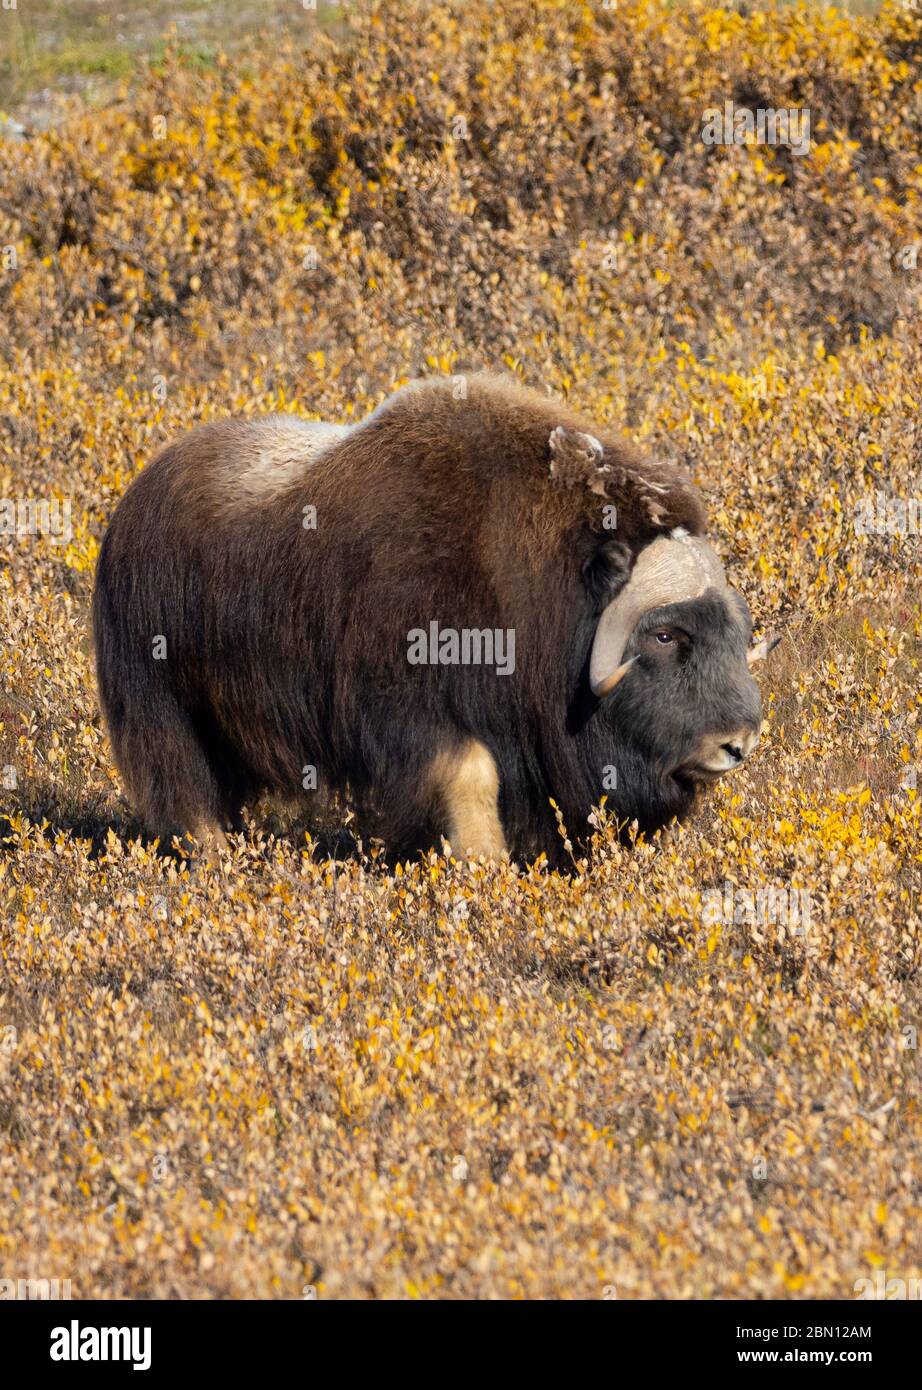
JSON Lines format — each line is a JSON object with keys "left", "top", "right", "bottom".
{"left": 1, "top": 0, "right": 921, "bottom": 1298}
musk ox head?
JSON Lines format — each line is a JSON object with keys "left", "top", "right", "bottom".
{"left": 592, "top": 528, "right": 765, "bottom": 805}
{"left": 547, "top": 422, "right": 771, "bottom": 837}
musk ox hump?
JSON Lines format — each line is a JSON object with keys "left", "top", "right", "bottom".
{"left": 548, "top": 424, "right": 608, "bottom": 494}
{"left": 546, "top": 421, "right": 704, "bottom": 533}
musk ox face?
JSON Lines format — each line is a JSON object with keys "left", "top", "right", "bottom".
{"left": 576, "top": 517, "right": 766, "bottom": 834}
{"left": 595, "top": 586, "right": 763, "bottom": 826}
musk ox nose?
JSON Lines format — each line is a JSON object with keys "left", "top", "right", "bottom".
{"left": 721, "top": 728, "right": 759, "bottom": 764}
{"left": 682, "top": 725, "right": 761, "bottom": 779}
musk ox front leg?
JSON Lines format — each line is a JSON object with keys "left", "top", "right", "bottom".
{"left": 430, "top": 739, "right": 506, "bottom": 860}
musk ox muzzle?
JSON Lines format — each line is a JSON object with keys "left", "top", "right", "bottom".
{"left": 92, "top": 373, "right": 775, "bottom": 867}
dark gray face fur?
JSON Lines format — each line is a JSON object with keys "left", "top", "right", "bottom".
{"left": 603, "top": 587, "right": 762, "bottom": 797}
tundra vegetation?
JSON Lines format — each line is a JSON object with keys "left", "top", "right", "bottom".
{"left": 0, "top": 0, "right": 920, "bottom": 1299}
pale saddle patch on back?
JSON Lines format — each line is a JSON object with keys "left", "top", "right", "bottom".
{"left": 215, "top": 415, "right": 351, "bottom": 513}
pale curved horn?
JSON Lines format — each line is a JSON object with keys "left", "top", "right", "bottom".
{"left": 747, "top": 634, "right": 782, "bottom": 666}
{"left": 590, "top": 529, "right": 727, "bottom": 698}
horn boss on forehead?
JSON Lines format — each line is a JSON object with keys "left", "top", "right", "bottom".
{"left": 590, "top": 529, "right": 728, "bottom": 697}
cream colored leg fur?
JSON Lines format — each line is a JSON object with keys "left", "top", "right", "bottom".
{"left": 431, "top": 739, "right": 506, "bottom": 859}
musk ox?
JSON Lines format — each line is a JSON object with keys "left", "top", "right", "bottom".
{"left": 93, "top": 373, "right": 771, "bottom": 867}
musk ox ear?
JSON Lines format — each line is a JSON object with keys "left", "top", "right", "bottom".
{"left": 582, "top": 537, "right": 633, "bottom": 607}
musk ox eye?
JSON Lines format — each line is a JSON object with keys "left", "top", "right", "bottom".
{"left": 654, "top": 630, "right": 674, "bottom": 644}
